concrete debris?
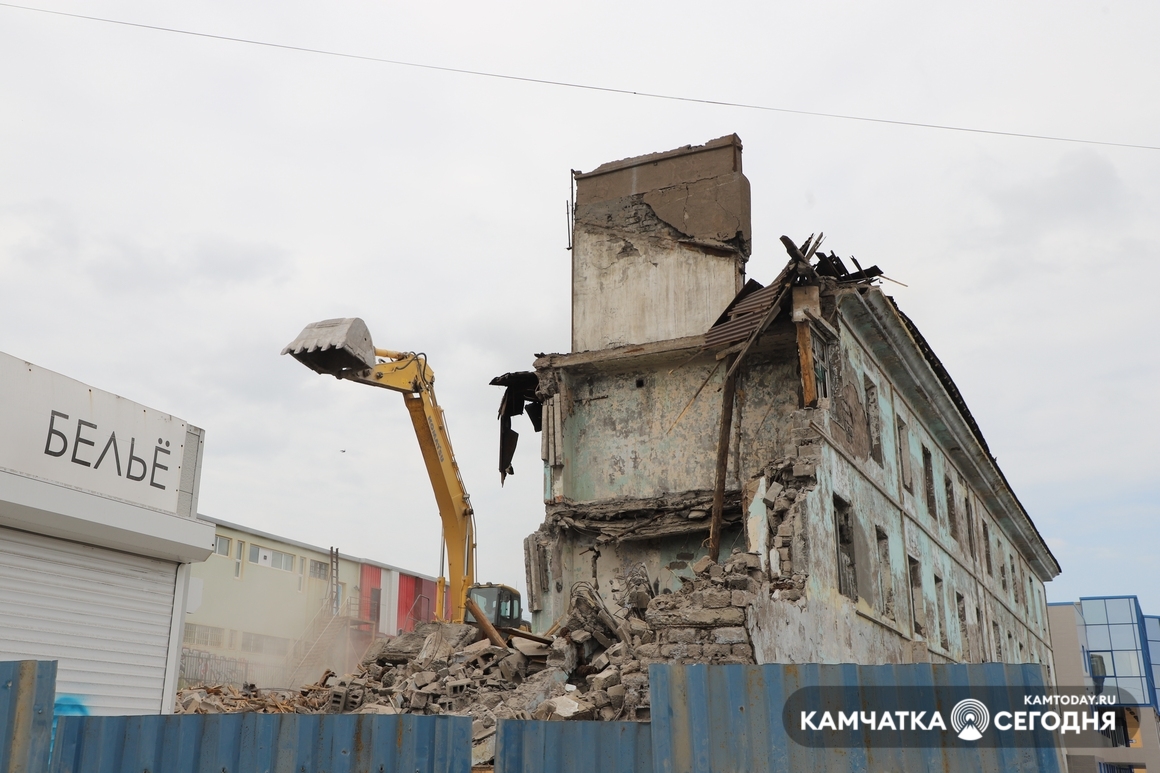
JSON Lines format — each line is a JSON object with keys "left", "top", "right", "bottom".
{"left": 175, "top": 679, "right": 332, "bottom": 714}
{"left": 173, "top": 552, "right": 763, "bottom": 765}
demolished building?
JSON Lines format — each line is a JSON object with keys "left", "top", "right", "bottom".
{"left": 501, "top": 134, "right": 1061, "bottom": 671}
{"left": 173, "top": 136, "right": 1065, "bottom": 756}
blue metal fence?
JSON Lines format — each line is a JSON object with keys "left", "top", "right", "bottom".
{"left": 3, "top": 659, "right": 1076, "bottom": 773}
{"left": 0, "top": 660, "right": 57, "bottom": 773}
{"left": 495, "top": 719, "right": 653, "bottom": 773}
{"left": 49, "top": 712, "right": 471, "bottom": 773}
{"left": 649, "top": 662, "right": 1068, "bottom": 773}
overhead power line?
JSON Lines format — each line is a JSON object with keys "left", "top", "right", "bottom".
{"left": 2, "top": 1, "right": 1158, "bottom": 152}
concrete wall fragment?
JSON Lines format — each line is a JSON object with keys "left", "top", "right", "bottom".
{"left": 571, "top": 135, "right": 750, "bottom": 352}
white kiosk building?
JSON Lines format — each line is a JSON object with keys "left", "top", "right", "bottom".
{"left": 0, "top": 350, "right": 214, "bottom": 714}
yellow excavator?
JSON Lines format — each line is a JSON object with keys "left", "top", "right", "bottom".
{"left": 282, "top": 318, "right": 524, "bottom": 632}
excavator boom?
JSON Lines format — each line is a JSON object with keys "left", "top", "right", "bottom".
{"left": 282, "top": 318, "right": 476, "bottom": 624}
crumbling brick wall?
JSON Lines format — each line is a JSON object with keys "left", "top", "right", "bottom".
{"left": 638, "top": 551, "right": 761, "bottom": 665}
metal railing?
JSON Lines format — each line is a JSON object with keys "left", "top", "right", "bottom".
{"left": 284, "top": 597, "right": 364, "bottom": 688}
{"left": 401, "top": 594, "right": 433, "bottom": 633}
{"left": 178, "top": 649, "right": 292, "bottom": 690}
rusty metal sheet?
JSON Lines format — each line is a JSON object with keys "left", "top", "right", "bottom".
{"left": 648, "top": 662, "right": 1066, "bottom": 773}
{"left": 704, "top": 261, "right": 793, "bottom": 351}
{"left": 495, "top": 719, "right": 652, "bottom": 773}
{"left": 49, "top": 712, "right": 471, "bottom": 773}
{"left": 0, "top": 660, "right": 57, "bottom": 773}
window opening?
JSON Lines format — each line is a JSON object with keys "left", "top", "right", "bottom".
{"left": 863, "top": 376, "right": 882, "bottom": 465}
{"left": 812, "top": 331, "right": 830, "bottom": 396}
{"left": 922, "top": 446, "right": 937, "bottom": 519}
{"left": 934, "top": 575, "right": 949, "bottom": 651}
{"left": 965, "top": 494, "right": 974, "bottom": 559}
{"left": 834, "top": 495, "right": 857, "bottom": 602}
{"left": 908, "top": 556, "right": 925, "bottom": 637}
{"left": 955, "top": 591, "right": 965, "bottom": 659}
{"left": 982, "top": 522, "right": 993, "bottom": 576}
{"left": 270, "top": 550, "right": 295, "bottom": 571}
{"left": 1010, "top": 557, "right": 1018, "bottom": 602}
{"left": 876, "top": 526, "right": 894, "bottom": 619}
{"left": 897, "top": 419, "right": 913, "bottom": 492}
{"left": 183, "top": 623, "right": 224, "bottom": 648}
{"left": 945, "top": 476, "right": 959, "bottom": 541}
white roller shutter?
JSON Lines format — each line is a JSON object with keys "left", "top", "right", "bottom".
{"left": 0, "top": 525, "right": 178, "bottom": 715}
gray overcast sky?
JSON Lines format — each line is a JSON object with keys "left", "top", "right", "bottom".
{"left": 1, "top": 1, "right": 1157, "bottom": 612}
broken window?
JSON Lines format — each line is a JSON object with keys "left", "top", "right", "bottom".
{"left": 1010, "top": 556, "right": 1018, "bottom": 602}
{"left": 934, "top": 575, "right": 949, "bottom": 651}
{"left": 897, "top": 418, "right": 913, "bottom": 493}
{"left": 993, "top": 621, "right": 1003, "bottom": 661}
{"left": 945, "top": 476, "right": 959, "bottom": 542}
{"left": 965, "top": 495, "right": 977, "bottom": 560}
{"left": 922, "top": 446, "right": 937, "bottom": 520}
{"left": 974, "top": 606, "right": 982, "bottom": 660}
{"left": 834, "top": 495, "right": 857, "bottom": 602}
{"left": 908, "top": 555, "right": 925, "bottom": 638}
{"left": 309, "top": 559, "right": 329, "bottom": 579}
{"left": 812, "top": 333, "right": 831, "bottom": 400}
{"left": 1000, "top": 561, "right": 1007, "bottom": 591}
{"left": 982, "top": 522, "right": 993, "bottom": 576}
{"left": 957, "top": 593, "right": 970, "bottom": 662}
{"left": 876, "top": 526, "right": 894, "bottom": 619}
{"left": 863, "top": 376, "right": 882, "bottom": 465}
{"left": 1032, "top": 581, "right": 1040, "bottom": 627}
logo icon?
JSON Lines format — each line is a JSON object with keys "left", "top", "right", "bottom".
{"left": 951, "top": 698, "right": 990, "bottom": 741}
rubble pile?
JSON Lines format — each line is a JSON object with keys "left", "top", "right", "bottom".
{"left": 638, "top": 551, "right": 760, "bottom": 664}
{"left": 175, "top": 678, "right": 332, "bottom": 714}
{"left": 174, "top": 551, "right": 764, "bottom": 765}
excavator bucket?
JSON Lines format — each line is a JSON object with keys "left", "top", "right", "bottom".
{"left": 281, "top": 317, "right": 377, "bottom": 377}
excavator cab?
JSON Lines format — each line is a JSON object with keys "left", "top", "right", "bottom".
{"left": 464, "top": 583, "right": 524, "bottom": 630}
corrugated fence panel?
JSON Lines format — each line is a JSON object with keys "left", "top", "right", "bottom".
{"left": 0, "top": 660, "right": 56, "bottom": 773}
{"left": 491, "top": 714, "right": 649, "bottom": 770}
{"left": 49, "top": 712, "right": 472, "bottom": 773}
{"left": 495, "top": 719, "right": 652, "bottom": 773}
{"left": 649, "top": 663, "right": 1068, "bottom": 773}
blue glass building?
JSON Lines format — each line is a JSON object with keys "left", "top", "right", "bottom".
{"left": 1074, "top": 596, "right": 1160, "bottom": 709}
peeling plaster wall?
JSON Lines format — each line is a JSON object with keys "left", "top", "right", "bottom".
{"left": 548, "top": 345, "right": 799, "bottom": 505}
{"left": 745, "top": 300, "right": 1055, "bottom": 673}
{"left": 531, "top": 293, "right": 1056, "bottom": 671}
{"left": 571, "top": 214, "right": 743, "bottom": 352}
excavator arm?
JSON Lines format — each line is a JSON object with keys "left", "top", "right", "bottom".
{"left": 282, "top": 318, "right": 476, "bottom": 623}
